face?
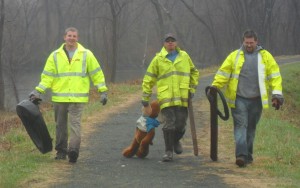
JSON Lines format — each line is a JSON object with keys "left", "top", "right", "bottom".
{"left": 64, "top": 31, "right": 78, "bottom": 49}
{"left": 243, "top": 37, "right": 257, "bottom": 53}
{"left": 164, "top": 37, "right": 176, "bottom": 52}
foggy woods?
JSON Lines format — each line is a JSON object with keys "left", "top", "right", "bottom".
{"left": 0, "top": 0, "right": 300, "bottom": 110}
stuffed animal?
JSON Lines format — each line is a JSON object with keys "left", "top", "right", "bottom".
{"left": 122, "top": 100, "right": 160, "bottom": 158}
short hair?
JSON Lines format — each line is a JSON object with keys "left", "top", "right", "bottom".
{"left": 64, "top": 27, "right": 78, "bottom": 35}
{"left": 242, "top": 30, "right": 257, "bottom": 41}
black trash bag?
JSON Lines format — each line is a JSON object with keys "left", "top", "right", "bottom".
{"left": 16, "top": 99, "right": 52, "bottom": 154}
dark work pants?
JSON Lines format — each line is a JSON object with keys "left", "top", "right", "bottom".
{"left": 160, "top": 106, "right": 188, "bottom": 134}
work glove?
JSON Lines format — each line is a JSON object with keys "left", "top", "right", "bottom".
{"left": 29, "top": 90, "right": 42, "bottom": 105}
{"left": 141, "top": 100, "right": 149, "bottom": 107}
{"left": 272, "top": 94, "right": 284, "bottom": 110}
{"left": 100, "top": 92, "right": 108, "bottom": 105}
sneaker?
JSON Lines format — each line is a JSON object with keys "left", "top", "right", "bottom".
{"left": 162, "top": 151, "right": 173, "bottom": 162}
{"left": 236, "top": 157, "right": 246, "bottom": 167}
{"left": 68, "top": 151, "right": 78, "bottom": 163}
{"left": 55, "top": 152, "right": 66, "bottom": 160}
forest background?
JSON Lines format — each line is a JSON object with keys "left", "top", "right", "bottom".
{"left": 0, "top": 0, "right": 300, "bottom": 110}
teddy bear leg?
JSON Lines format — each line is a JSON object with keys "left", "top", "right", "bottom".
{"left": 122, "top": 128, "right": 142, "bottom": 158}
{"left": 122, "top": 138, "right": 140, "bottom": 158}
{"left": 122, "top": 128, "right": 147, "bottom": 158}
{"left": 136, "top": 129, "right": 155, "bottom": 158}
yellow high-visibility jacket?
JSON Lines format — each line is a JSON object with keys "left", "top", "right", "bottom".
{"left": 142, "top": 47, "right": 199, "bottom": 109}
{"left": 35, "top": 43, "right": 108, "bottom": 103}
{"left": 212, "top": 48, "right": 282, "bottom": 108}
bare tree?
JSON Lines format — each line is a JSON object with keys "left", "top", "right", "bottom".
{"left": 2, "top": 0, "right": 40, "bottom": 106}
{"left": 0, "top": 0, "right": 299, "bottom": 110}
{"left": 291, "top": 0, "right": 300, "bottom": 52}
{"left": 104, "top": 0, "right": 132, "bottom": 82}
{"left": 260, "top": 0, "right": 276, "bottom": 47}
{"left": 0, "top": 0, "right": 5, "bottom": 110}
{"left": 108, "top": 0, "right": 120, "bottom": 82}
{"left": 151, "top": 1, "right": 188, "bottom": 47}
{"left": 179, "top": 0, "right": 222, "bottom": 63}
{"left": 228, "top": 0, "right": 250, "bottom": 38}
{"left": 150, "top": 0, "right": 165, "bottom": 38}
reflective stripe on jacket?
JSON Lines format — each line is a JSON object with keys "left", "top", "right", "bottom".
{"left": 212, "top": 48, "right": 282, "bottom": 109}
{"left": 36, "top": 43, "right": 108, "bottom": 102}
{"left": 142, "top": 47, "right": 199, "bottom": 109}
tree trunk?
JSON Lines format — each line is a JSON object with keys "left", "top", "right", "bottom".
{"left": 150, "top": 0, "right": 165, "bottom": 39}
{"left": 0, "top": 0, "right": 5, "bottom": 110}
{"left": 107, "top": 0, "right": 122, "bottom": 83}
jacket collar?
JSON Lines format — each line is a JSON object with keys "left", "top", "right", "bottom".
{"left": 159, "top": 46, "right": 181, "bottom": 57}
{"left": 58, "top": 43, "right": 86, "bottom": 52}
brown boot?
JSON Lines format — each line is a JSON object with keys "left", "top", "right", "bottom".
{"left": 236, "top": 157, "right": 246, "bottom": 167}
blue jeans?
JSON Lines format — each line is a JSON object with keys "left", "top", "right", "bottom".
{"left": 231, "top": 96, "right": 262, "bottom": 162}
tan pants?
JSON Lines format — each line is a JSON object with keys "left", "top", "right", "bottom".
{"left": 54, "top": 102, "right": 84, "bottom": 154}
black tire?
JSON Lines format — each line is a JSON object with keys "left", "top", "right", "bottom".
{"left": 16, "top": 100, "right": 52, "bottom": 154}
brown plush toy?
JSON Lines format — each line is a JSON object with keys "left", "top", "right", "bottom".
{"left": 122, "top": 100, "right": 160, "bottom": 158}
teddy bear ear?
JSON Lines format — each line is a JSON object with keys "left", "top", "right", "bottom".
{"left": 149, "top": 100, "right": 160, "bottom": 118}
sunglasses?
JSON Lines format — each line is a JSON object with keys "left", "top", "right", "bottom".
{"left": 165, "top": 38, "right": 176, "bottom": 43}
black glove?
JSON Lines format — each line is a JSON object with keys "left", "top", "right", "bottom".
{"left": 29, "top": 90, "right": 42, "bottom": 104}
{"left": 272, "top": 94, "right": 284, "bottom": 110}
{"left": 206, "top": 86, "right": 217, "bottom": 101}
{"left": 100, "top": 92, "right": 108, "bottom": 105}
{"left": 141, "top": 100, "right": 149, "bottom": 107}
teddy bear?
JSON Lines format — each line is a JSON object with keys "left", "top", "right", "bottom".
{"left": 122, "top": 100, "right": 160, "bottom": 158}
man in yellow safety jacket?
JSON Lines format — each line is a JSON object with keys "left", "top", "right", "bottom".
{"left": 29, "top": 27, "right": 108, "bottom": 163}
{"left": 142, "top": 33, "right": 199, "bottom": 162}
{"left": 208, "top": 30, "right": 284, "bottom": 167}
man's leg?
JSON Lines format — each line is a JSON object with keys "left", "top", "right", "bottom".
{"left": 54, "top": 103, "right": 69, "bottom": 160}
{"left": 174, "top": 107, "right": 188, "bottom": 154}
{"left": 68, "top": 103, "right": 84, "bottom": 163}
{"left": 161, "top": 107, "right": 176, "bottom": 162}
{"left": 247, "top": 98, "right": 262, "bottom": 163}
{"left": 231, "top": 96, "right": 248, "bottom": 167}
